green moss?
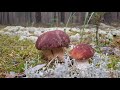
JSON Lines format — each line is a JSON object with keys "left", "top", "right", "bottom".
{"left": 0, "top": 34, "right": 44, "bottom": 78}
{"left": 107, "top": 55, "right": 120, "bottom": 70}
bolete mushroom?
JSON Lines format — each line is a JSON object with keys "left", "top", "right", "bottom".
{"left": 35, "top": 30, "right": 70, "bottom": 61}
{"left": 70, "top": 43, "right": 94, "bottom": 61}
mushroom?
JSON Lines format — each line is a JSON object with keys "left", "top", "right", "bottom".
{"left": 35, "top": 30, "right": 70, "bottom": 61}
{"left": 70, "top": 43, "right": 94, "bottom": 61}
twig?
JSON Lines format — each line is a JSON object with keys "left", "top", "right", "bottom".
{"left": 80, "top": 12, "right": 89, "bottom": 42}
{"left": 64, "top": 12, "right": 76, "bottom": 32}
{"left": 96, "top": 25, "right": 99, "bottom": 45}
{"left": 86, "top": 12, "right": 95, "bottom": 25}
{"left": 46, "top": 55, "right": 58, "bottom": 68}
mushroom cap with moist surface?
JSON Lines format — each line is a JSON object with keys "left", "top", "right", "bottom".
{"left": 35, "top": 30, "right": 70, "bottom": 50}
{"left": 70, "top": 43, "right": 94, "bottom": 61}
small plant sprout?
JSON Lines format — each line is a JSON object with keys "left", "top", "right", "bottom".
{"left": 90, "top": 12, "right": 106, "bottom": 45}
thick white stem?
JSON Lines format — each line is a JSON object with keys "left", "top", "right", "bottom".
{"left": 42, "top": 47, "right": 65, "bottom": 61}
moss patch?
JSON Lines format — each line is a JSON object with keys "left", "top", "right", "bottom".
{"left": 0, "top": 34, "right": 45, "bottom": 78}
{"left": 107, "top": 55, "right": 120, "bottom": 70}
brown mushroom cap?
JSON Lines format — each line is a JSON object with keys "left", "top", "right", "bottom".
{"left": 70, "top": 43, "right": 94, "bottom": 61}
{"left": 35, "top": 30, "right": 70, "bottom": 50}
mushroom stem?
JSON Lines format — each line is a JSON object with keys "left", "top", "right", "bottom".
{"left": 52, "top": 47, "right": 65, "bottom": 61}
{"left": 42, "top": 47, "right": 65, "bottom": 61}
{"left": 75, "top": 60, "right": 90, "bottom": 70}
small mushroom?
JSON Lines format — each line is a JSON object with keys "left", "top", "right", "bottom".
{"left": 70, "top": 43, "right": 94, "bottom": 61}
{"left": 35, "top": 30, "right": 70, "bottom": 61}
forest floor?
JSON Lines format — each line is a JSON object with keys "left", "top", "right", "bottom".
{"left": 0, "top": 23, "right": 120, "bottom": 78}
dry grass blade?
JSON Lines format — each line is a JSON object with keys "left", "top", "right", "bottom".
{"left": 45, "top": 55, "right": 59, "bottom": 69}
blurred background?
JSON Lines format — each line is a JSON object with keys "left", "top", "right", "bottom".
{"left": 0, "top": 12, "right": 119, "bottom": 26}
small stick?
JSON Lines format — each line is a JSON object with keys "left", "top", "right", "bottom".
{"left": 45, "top": 55, "right": 58, "bottom": 68}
